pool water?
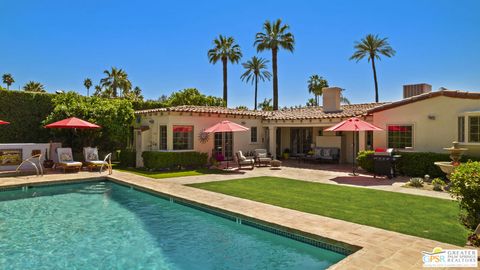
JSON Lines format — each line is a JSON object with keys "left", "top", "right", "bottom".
{"left": 0, "top": 181, "right": 345, "bottom": 269}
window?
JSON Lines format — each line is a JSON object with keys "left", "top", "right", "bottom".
{"left": 387, "top": 125, "right": 413, "bottom": 148}
{"left": 250, "top": 126, "right": 257, "bottom": 143}
{"left": 159, "top": 125, "right": 167, "bottom": 150}
{"left": 173, "top": 125, "right": 194, "bottom": 150}
{"left": 458, "top": 117, "right": 465, "bottom": 142}
{"left": 469, "top": 116, "right": 480, "bottom": 143}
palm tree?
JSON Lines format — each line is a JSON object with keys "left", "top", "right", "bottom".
{"left": 23, "top": 81, "right": 46, "bottom": 92}
{"left": 83, "top": 78, "right": 92, "bottom": 96}
{"left": 307, "top": 75, "right": 329, "bottom": 105}
{"left": 350, "top": 34, "right": 396, "bottom": 102}
{"left": 208, "top": 35, "right": 242, "bottom": 107}
{"left": 100, "top": 67, "right": 132, "bottom": 98}
{"left": 255, "top": 19, "right": 295, "bottom": 110}
{"left": 2, "top": 74, "right": 14, "bottom": 90}
{"left": 130, "top": 86, "right": 144, "bottom": 101}
{"left": 258, "top": 98, "right": 273, "bottom": 111}
{"left": 240, "top": 56, "right": 271, "bottom": 110}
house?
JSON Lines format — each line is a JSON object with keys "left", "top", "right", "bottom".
{"left": 133, "top": 85, "right": 480, "bottom": 167}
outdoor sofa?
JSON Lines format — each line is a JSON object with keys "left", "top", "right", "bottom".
{"left": 303, "top": 147, "right": 340, "bottom": 163}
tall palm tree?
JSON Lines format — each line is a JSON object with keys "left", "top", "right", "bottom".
{"left": 83, "top": 78, "right": 92, "bottom": 96}
{"left": 23, "top": 81, "right": 46, "bottom": 92}
{"left": 2, "top": 74, "right": 14, "bottom": 90}
{"left": 240, "top": 56, "right": 271, "bottom": 110}
{"left": 350, "top": 34, "right": 396, "bottom": 102}
{"left": 100, "top": 67, "right": 132, "bottom": 98}
{"left": 207, "top": 35, "right": 242, "bottom": 107}
{"left": 255, "top": 19, "right": 295, "bottom": 110}
{"left": 130, "top": 86, "right": 144, "bottom": 101}
{"left": 307, "top": 75, "right": 329, "bottom": 105}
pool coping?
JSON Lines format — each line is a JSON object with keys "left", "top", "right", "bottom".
{"left": 0, "top": 171, "right": 473, "bottom": 270}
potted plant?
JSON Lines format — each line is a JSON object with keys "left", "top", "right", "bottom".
{"left": 282, "top": 148, "right": 290, "bottom": 159}
{"left": 43, "top": 148, "right": 54, "bottom": 168}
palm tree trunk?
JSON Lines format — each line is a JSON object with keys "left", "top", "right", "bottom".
{"left": 315, "top": 94, "right": 318, "bottom": 106}
{"left": 222, "top": 58, "right": 228, "bottom": 107}
{"left": 371, "top": 57, "right": 379, "bottom": 102}
{"left": 272, "top": 48, "right": 279, "bottom": 110}
{"left": 254, "top": 75, "right": 258, "bottom": 110}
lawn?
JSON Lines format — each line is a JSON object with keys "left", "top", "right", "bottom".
{"left": 189, "top": 177, "right": 469, "bottom": 246}
{"left": 114, "top": 166, "right": 225, "bottom": 179}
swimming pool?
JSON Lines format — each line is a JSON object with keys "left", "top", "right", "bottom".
{"left": 0, "top": 181, "right": 346, "bottom": 269}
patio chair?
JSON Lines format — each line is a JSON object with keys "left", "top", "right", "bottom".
{"left": 235, "top": 150, "right": 254, "bottom": 170}
{"left": 55, "top": 148, "right": 83, "bottom": 172}
{"left": 83, "top": 147, "right": 110, "bottom": 172}
{"left": 254, "top": 149, "right": 272, "bottom": 166}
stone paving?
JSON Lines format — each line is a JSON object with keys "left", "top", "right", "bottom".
{"left": 0, "top": 169, "right": 474, "bottom": 269}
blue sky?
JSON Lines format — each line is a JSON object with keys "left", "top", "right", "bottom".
{"left": 1, "top": 0, "right": 479, "bottom": 108}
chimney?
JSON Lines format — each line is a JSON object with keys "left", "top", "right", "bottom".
{"left": 322, "top": 87, "right": 342, "bottom": 112}
{"left": 403, "top": 83, "right": 432, "bottom": 99}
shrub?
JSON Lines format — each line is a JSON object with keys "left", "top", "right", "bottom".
{"left": 431, "top": 178, "right": 446, "bottom": 191}
{"left": 449, "top": 161, "right": 480, "bottom": 230}
{"left": 0, "top": 90, "right": 54, "bottom": 143}
{"left": 119, "top": 149, "right": 136, "bottom": 167}
{"left": 142, "top": 151, "right": 208, "bottom": 170}
{"left": 356, "top": 150, "right": 374, "bottom": 173}
{"left": 408, "top": 177, "right": 424, "bottom": 187}
{"left": 395, "top": 152, "right": 479, "bottom": 178}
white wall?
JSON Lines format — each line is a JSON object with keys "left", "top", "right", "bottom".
{"left": 0, "top": 143, "right": 50, "bottom": 171}
{"left": 372, "top": 95, "right": 480, "bottom": 156}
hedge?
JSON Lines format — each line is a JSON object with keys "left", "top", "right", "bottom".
{"left": 356, "top": 150, "right": 480, "bottom": 178}
{"left": 142, "top": 151, "right": 208, "bottom": 170}
{"left": 0, "top": 90, "right": 54, "bottom": 143}
{"left": 119, "top": 149, "right": 136, "bottom": 167}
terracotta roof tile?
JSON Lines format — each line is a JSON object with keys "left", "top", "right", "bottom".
{"left": 263, "top": 103, "right": 387, "bottom": 120}
{"left": 367, "top": 90, "right": 480, "bottom": 113}
{"left": 135, "top": 105, "right": 269, "bottom": 117}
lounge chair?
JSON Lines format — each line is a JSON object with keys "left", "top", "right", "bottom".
{"left": 254, "top": 149, "right": 272, "bottom": 166}
{"left": 235, "top": 150, "right": 254, "bottom": 170}
{"left": 55, "top": 148, "right": 82, "bottom": 172}
{"left": 83, "top": 147, "right": 111, "bottom": 173}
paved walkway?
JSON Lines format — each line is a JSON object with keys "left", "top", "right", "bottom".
{"left": 0, "top": 170, "right": 474, "bottom": 269}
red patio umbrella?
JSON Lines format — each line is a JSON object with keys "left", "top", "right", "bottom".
{"left": 0, "top": 120, "right": 10, "bottom": 125}
{"left": 325, "top": 117, "right": 382, "bottom": 175}
{"left": 204, "top": 121, "right": 249, "bottom": 170}
{"left": 204, "top": 121, "right": 249, "bottom": 133}
{"left": 44, "top": 117, "right": 100, "bottom": 129}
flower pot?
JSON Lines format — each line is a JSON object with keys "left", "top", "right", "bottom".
{"left": 43, "top": 160, "right": 54, "bottom": 168}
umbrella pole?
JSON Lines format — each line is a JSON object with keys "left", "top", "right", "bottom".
{"left": 352, "top": 132, "right": 357, "bottom": 176}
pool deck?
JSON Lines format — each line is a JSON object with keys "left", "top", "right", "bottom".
{"left": 0, "top": 170, "right": 476, "bottom": 270}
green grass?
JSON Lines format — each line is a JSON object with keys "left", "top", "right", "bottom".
{"left": 113, "top": 165, "right": 225, "bottom": 179}
{"left": 189, "top": 177, "right": 469, "bottom": 246}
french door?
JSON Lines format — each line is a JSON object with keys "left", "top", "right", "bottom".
{"left": 290, "top": 128, "right": 313, "bottom": 155}
{"left": 214, "top": 132, "right": 234, "bottom": 160}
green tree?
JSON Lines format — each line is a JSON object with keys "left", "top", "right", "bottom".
{"left": 44, "top": 92, "right": 135, "bottom": 151}
{"left": 166, "top": 88, "right": 224, "bottom": 107}
{"left": 255, "top": 19, "right": 295, "bottom": 110}
{"left": 306, "top": 98, "right": 316, "bottom": 107}
{"left": 100, "top": 67, "right": 132, "bottom": 98}
{"left": 307, "top": 75, "right": 328, "bottom": 105}
{"left": 208, "top": 35, "right": 242, "bottom": 107}
{"left": 83, "top": 78, "right": 92, "bottom": 96}
{"left": 350, "top": 34, "right": 396, "bottom": 102}
{"left": 23, "top": 81, "right": 46, "bottom": 92}
{"left": 128, "top": 86, "right": 144, "bottom": 101}
{"left": 258, "top": 98, "right": 273, "bottom": 111}
{"left": 240, "top": 56, "right": 271, "bottom": 110}
{"left": 235, "top": 105, "right": 249, "bottom": 110}
{"left": 2, "top": 74, "right": 14, "bottom": 90}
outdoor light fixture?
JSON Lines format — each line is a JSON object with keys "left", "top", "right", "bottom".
{"left": 428, "top": 115, "right": 436, "bottom": 120}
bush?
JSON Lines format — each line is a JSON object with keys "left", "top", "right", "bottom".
{"left": 449, "top": 161, "right": 480, "bottom": 230}
{"left": 142, "top": 151, "right": 208, "bottom": 170}
{"left": 431, "top": 178, "right": 446, "bottom": 191}
{"left": 395, "top": 152, "right": 479, "bottom": 178}
{"left": 356, "top": 150, "right": 374, "bottom": 172}
{"left": 0, "top": 90, "right": 54, "bottom": 143}
{"left": 119, "top": 149, "right": 136, "bottom": 167}
{"left": 408, "top": 177, "right": 424, "bottom": 187}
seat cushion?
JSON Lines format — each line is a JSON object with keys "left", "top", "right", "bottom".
{"left": 59, "top": 161, "right": 83, "bottom": 167}
{"left": 86, "top": 160, "right": 107, "bottom": 166}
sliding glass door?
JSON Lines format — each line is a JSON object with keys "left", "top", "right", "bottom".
{"left": 290, "top": 128, "right": 313, "bottom": 155}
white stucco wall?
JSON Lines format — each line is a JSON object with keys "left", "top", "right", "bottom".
{"left": 0, "top": 143, "right": 50, "bottom": 171}
{"left": 372, "top": 96, "right": 480, "bottom": 156}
